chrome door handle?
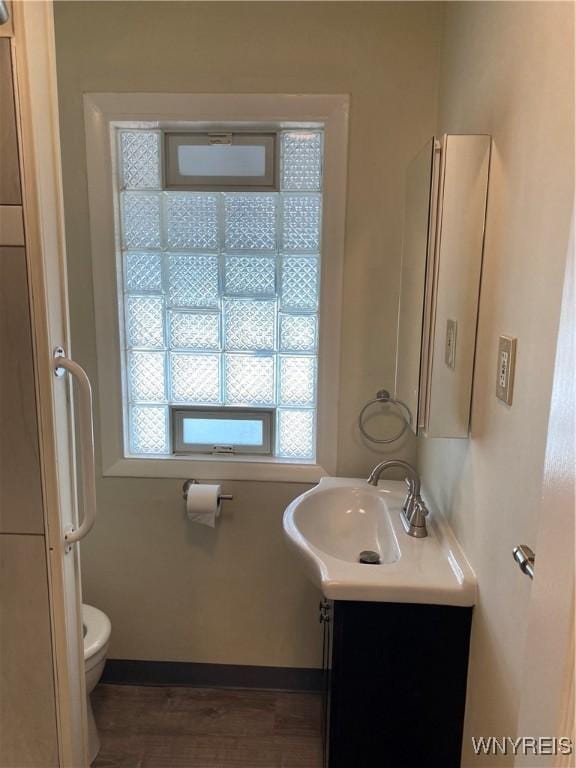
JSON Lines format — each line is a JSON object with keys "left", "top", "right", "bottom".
{"left": 53, "top": 347, "right": 97, "bottom": 549}
{"left": 513, "top": 545, "right": 535, "bottom": 579}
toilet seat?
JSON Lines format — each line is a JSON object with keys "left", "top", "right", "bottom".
{"left": 82, "top": 604, "right": 111, "bottom": 663}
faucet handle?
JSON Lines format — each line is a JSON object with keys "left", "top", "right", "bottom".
{"left": 401, "top": 495, "right": 429, "bottom": 538}
{"left": 401, "top": 477, "right": 415, "bottom": 512}
{"left": 414, "top": 494, "right": 429, "bottom": 515}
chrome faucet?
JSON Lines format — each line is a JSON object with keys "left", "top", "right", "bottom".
{"left": 367, "top": 460, "right": 429, "bottom": 538}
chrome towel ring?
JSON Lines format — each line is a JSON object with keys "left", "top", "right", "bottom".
{"left": 358, "top": 389, "right": 413, "bottom": 444}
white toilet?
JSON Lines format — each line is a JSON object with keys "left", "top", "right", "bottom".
{"left": 83, "top": 604, "right": 111, "bottom": 764}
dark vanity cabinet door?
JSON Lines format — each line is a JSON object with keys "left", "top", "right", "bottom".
{"left": 325, "top": 600, "right": 473, "bottom": 768}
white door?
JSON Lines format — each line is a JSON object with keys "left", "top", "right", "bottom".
{"left": 12, "top": 2, "right": 89, "bottom": 765}
{"left": 514, "top": 220, "right": 575, "bottom": 766}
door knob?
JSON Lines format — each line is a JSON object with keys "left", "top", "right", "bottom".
{"left": 513, "top": 545, "right": 535, "bottom": 579}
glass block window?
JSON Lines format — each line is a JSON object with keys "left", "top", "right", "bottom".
{"left": 115, "top": 127, "right": 323, "bottom": 460}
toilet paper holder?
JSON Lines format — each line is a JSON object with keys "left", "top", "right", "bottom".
{"left": 182, "top": 479, "right": 234, "bottom": 502}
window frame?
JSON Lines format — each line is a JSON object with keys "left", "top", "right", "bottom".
{"left": 171, "top": 406, "right": 274, "bottom": 456}
{"left": 84, "top": 93, "right": 349, "bottom": 482}
{"left": 164, "top": 131, "right": 278, "bottom": 191}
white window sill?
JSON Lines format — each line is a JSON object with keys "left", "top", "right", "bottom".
{"left": 103, "top": 455, "right": 329, "bottom": 483}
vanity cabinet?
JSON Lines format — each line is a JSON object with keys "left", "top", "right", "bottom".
{"left": 320, "top": 599, "right": 473, "bottom": 768}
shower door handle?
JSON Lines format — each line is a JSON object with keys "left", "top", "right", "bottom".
{"left": 53, "top": 347, "right": 97, "bottom": 548}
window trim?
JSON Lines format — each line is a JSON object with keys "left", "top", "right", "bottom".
{"left": 84, "top": 93, "right": 349, "bottom": 482}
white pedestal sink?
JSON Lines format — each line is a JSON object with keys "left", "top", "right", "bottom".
{"left": 283, "top": 476, "right": 476, "bottom": 606}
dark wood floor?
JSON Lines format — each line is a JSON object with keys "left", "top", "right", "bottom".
{"left": 92, "top": 684, "right": 323, "bottom": 768}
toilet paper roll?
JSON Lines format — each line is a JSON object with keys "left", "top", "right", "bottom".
{"left": 186, "top": 483, "right": 221, "bottom": 528}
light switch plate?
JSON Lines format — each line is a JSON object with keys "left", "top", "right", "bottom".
{"left": 496, "top": 335, "right": 517, "bottom": 405}
{"left": 445, "top": 319, "right": 457, "bottom": 369}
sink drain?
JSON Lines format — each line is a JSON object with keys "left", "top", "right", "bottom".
{"left": 358, "top": 550, "right": 381, "bottom": 565}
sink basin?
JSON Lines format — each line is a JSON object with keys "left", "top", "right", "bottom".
{"left": 289, "top": 485, "right": 401, "bottom": 565}
{"left": 283, "top": 477, "right": 476, "bottom": 606}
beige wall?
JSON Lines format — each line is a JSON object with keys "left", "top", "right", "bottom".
{"left": 54, "top": 1, "right": 443, "bottom": 665}
{"left": 418, "top": 2, "right": 574, "bottom": 764}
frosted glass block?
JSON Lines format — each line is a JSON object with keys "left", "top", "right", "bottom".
{"left": 277, "top": 409, "right": 315, "bottom": 459}
{"left": 281, "top": 132, "right": 322, "bottom": 191}
{"left": 224, "top": 256, "right": 276, "bottom": 297}
{"left": 224, "top": 194, "right": 277, "bottom": 251}
{"left": 164, "top": 193, "right": 218, "bottom": 251}
{"left": 168, "top": 254, "right": 219, "bottom": 308}
{"left": 279, "top": 356, "right": 316, "bottom": 407}
{"left": 121, "top": 192, "right": 161, "bottom": 249}
{"left": 170, "top": 353, "right": 221, "bottom": 403}
{"left": 223, "top": 300, "right": 275, "bottom": 352}
{"left": 282, "top": 194, "right": 321, "bottom": 252}
{"left": 279, "top": 314, "right": 318, "bottom": 353}
{"left": 125, "top": 252, "right": 163, "bottom": 293}
{"left": 168, "top": 311, "right": 220, "bottom": 350}
{"left": 126, "top": 296, "right": 165, "bottom": 349}
{"left": 280, "top": 257, "right": 320, "bottom": 311}
{"left": 225, "top": 354, "right": 275, "bottom": 406}
{"left": 120, "top": 131, "right": 161, "bottom": 190}
{"left": 129, "top": 405, "right": 169, "bottom": 454}
{"left": 128, "top": 351, "right": 166, "bottom": 402}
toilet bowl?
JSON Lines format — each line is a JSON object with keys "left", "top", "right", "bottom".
{"left": 83, "top": 604, "right": 111, "bottom": 764}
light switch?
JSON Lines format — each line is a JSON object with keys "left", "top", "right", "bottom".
{"left": 445, "top": 319, "right": 457, "bottom": 369}
{"left": 496, "top": 335, "right": 517, "bottom": 405}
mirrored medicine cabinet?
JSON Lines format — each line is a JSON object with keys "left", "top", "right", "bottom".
{"left": 395, "top": 134, "right": 491, "bottom": 438}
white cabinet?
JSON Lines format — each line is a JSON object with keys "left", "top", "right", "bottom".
{"left": 0, "top": 535, "right": 59, "bottom": 767}
{"left": 396, "top": 134, "right": 491, "bottom": 438}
